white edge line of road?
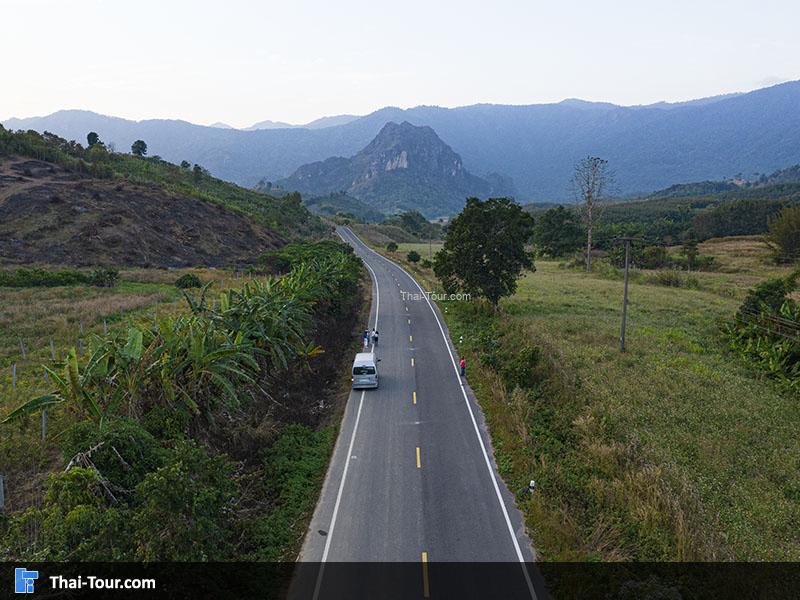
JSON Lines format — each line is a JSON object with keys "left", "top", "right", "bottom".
{"left": 311, "top": 230, "right": 380, "bottom": 600}
{"left": 344, "top": 228, "right": 538, "bottom": 600}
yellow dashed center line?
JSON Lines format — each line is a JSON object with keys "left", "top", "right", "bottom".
{"left": 412, "top": 391, "right": 417, "bottom": 404}
{"left": 411, "top": 357, "right": 415, "bottom": 367}
{"left": 416, "top": 446, "right": 421, "bottom": 469}
{"left": 409, "top": 334, "right": 413, "bottom": 342}
{"left": 422, "top": 551, "right": 430, "bottom": 598}
{"left": 408, "top": 318, "right": 411, "bottom": 325}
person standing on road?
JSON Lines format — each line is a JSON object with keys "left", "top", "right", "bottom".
{"left": 363, "top": 330, "right": 370, "bottom": 349}
{"left": 372, "top": 329, "right": 379, "bottom": 346}
{"left": 459, "top": 356, "right": 466, "bottom": 377}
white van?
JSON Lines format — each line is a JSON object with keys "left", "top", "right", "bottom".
{"left": 352, "top": 353, "right": 379, "bottom": 389}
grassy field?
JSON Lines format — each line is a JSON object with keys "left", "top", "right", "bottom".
{"left": 378, "top": 236, "right": 800, "bottom": 561}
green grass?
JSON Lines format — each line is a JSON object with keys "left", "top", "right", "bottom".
{"left": 375, "top": 237, "right": 800, "bottom": 561}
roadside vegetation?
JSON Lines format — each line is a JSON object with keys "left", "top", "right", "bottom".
{"left": 0, "top": 241, "right": 364, "bottom": 561}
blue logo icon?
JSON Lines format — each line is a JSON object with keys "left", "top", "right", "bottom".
{"left": 15, "top": 568, "right": 38, "bottom": 594}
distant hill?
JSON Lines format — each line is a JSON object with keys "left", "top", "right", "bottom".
{"left": 6, "top": 80, "right": 800, "bottom": 202}
{"left": 245, "top": 114, "right": 359, "bottom": 131}
{"left": 277, "top": 121, "right": 503, "bottom": 217}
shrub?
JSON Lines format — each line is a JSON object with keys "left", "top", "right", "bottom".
{"left": 421, "top": 259, "right": 433, "bottom": 269}
{"left": 386, "top": 242, "right": 398, "bottom": 252}
{"left": 60, "top": 418, "right": 166, "bottom": 491}
{"left": 132, "top": 441, "right": 237, "bottom": 560}
{"left": 725, "top": 275, "right": 800, "bottom": 388}
{"left": 88, "top": 267, "right": 119, "bottom": 287}
{"left": 174, "top": 273, "right": 202, "bottom": 289}
{"left": 736, "top": 274, "right": 798, "bottom": 320}
{"left": 645, "top": 270, "right": 699, "bottom": 288}
{"left": 766, "top": 205, "right": 800, "bottom": 263}
{"left": 407, "top": 250, "right": 421, "bottom": 263}
{"left": 0, "top": 267, "right": 88, "bottom": 288}
{"left": 258, "top": 252, "right": 292, "bottom": 275}
{"left": 249, "top": 424, "right": 335, "bottom": 560}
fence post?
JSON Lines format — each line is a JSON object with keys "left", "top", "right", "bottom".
{"left": 103, "top": 320, "right": 108, "bottom": 336}
{"left": 11, "top": 363, "right": 16, "bottom": 391}
{"left": 50, "top": 337, "right": 56, "bottom": 361}
{"left": 19, "top": 337, "right": 26, "bottom": 359}
{"left": 42, "top": 369, "right": 49, "bottom": 440}
{"left": 0, "top": 474, "right": 5, "bottom": 511}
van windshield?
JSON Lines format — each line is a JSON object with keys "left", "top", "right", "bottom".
{"left": 353, "top": 366, "right": 376, "bottom": 375}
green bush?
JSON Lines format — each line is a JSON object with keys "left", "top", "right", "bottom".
{"left": 132, "top": 441, "right": 237, "bottom": 560}
{"left": 88, "top": 268, "right": 119, "bottom": 287}
{"left": 0, "top": 268, "right": 88, "bottom": 288}
{"left": 0, "top": 267, "right": 118, "bottom": 288}
{"left": 421, "top": 259, "right": 433, "bottom": 269}
{"left": 258, "top": 252, "right": 292, "bottom": 275}
{"left": 0, "top": 468, "right": 132, "bottom": 561}
{"left": 407, "top": 250, "right": 421, "bottom": 263}
{"left": 60, "top": 418, "right": 166, "bottom": 490}
{"left": 386, "top": 241, "right": 398, "bottom": 252}
{"left": 724, "top": 273, "right": 800, "bottom": 389}
{"left": 249, "top": 425, "right": 335, "bottom": 560}
{"left": 174, "top": 273, "right": 202, "bottom": 289}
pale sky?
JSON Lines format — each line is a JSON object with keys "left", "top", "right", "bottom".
{"left": 3, "top": 0, "right": 798, "bottom": 127}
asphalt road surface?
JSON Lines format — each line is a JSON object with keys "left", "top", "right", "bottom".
{"left": 294, "top": 227, "right": 539, "bottom": 600}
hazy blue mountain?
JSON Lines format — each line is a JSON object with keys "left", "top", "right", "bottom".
{"left": 245, "top": 114, "right": 359, "bottom": 131}
{"left": 303, "top": 114, "right": 360, "bottom": 129}
{"left": 209, "top": 121, "right": 235, "bottom": 129}
{"left": 245, "top": 119, "right": 295, "bottom": 130}
{"left": 5, "top": 80, "right": 800, "bottom": 203}
{"left": 277, "top": 121, "right": 497, "bottom": 217}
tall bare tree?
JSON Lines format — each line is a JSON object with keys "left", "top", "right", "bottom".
{"left": 573, "top": 156, "right": 612, "bottom": 271}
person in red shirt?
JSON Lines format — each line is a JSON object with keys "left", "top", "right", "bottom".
{"left": 459, "top": 356, "right": 466, "bottom": 377}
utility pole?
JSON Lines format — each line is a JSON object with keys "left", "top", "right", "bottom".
{"left": 616, "top": 237, "right": 642, "bottom": 352}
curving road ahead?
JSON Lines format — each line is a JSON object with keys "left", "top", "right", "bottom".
{"left": 295, "top": 227, "right": 539, "bottom": 599}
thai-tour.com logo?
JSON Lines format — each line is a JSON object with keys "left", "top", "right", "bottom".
{"left": 14, "top": 568, "right": 38, "bottom": 594}
{"left": 14, "top": 567, "right": 156, "bottom": 594}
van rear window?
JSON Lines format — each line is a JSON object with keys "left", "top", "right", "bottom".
{"left": 353, "top": 366, "right": 376, "bottom": 375}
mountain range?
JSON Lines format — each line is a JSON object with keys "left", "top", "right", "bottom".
{"left": 277, "top": 121, "right": 510, "bottom": 217}
{"left": 5, "top": 80, "right": 800, "bottom": 204}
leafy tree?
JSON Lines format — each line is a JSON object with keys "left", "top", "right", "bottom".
{"left": 87, "top": 131, "right": 100, "bottom": 147}
{"left": 573, "top": 156, "right": 613, "bottom": 271}
{"left": 180, "top": 160, "right": 191, "bottom": 169}
{"left": 766, "top": 205, "right": 800, "bottom": 263}
{"left": 193, "top": 164, "right": 206, "bottom": 181}
{"left": 533, "top": 205, "right": 583, "bottom": 256}
{"left": 407, "top": 250, "right": 421, "bottom": 263}
{"left": 131, "top": 139, "right": 148, "bottom": 157}
{"left": 386, "top": 241, "right": 398, "bottom": 252}
{"left": 434, "top": 197, "right": 535, "bottom": 307}
{"left": 681, "top": 237, "right": 699, "bottom": 270}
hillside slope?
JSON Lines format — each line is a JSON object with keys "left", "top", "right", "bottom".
{"left": 6, "top": 80, "right": 800, "bottom": 200}
{"left": 0, "top": 156, "right": 283, "bottom": 267}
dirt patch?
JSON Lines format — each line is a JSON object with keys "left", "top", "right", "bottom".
{"left": 0, "top": 156, "right": 284, "bottom": 267}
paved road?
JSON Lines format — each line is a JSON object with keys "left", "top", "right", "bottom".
{"left": 295, "top": 227, "right": 539, "bottom": 599}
